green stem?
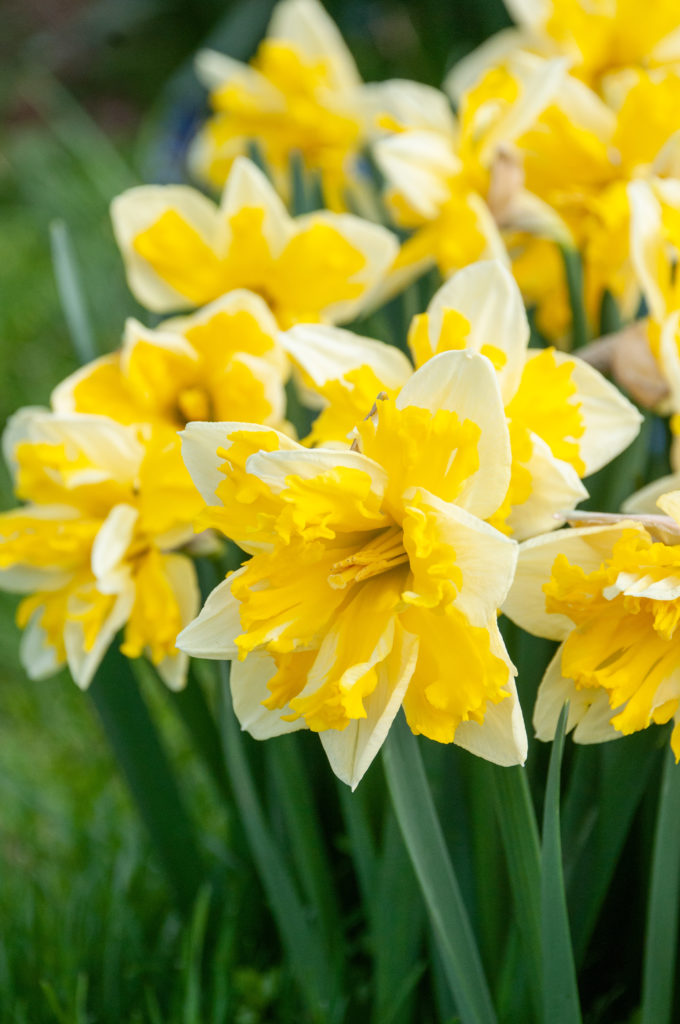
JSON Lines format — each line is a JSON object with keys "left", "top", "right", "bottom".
{"left": 491, "top": 765, "right": 542, "bottom": 1022}
{"left": 50, "top": 220, "right": 97, "bottom": 365}
{"left": 561, "top": 247, "right": 588, "bottom": 350}
{"left": 541, "top": 705, "right": 582, "bottom": 1024}
{"left": 216, "top": 661, "right": 341, "bottom": 1023}
{"left": 382, "top": 714, "right": 497, "bottom": 1024}
{"left": 641, "top": 743, "right": 680, "bottom": 1024}
{"left": 89, "top": 646, "right": 205, "bottom": 915}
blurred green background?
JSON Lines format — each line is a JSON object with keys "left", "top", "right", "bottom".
{"left": 0, "top": 1, "right": 515, "bottom": 1019}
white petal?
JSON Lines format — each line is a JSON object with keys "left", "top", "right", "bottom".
{"left": 444, "top": 27, "right": 535, "bottom": 101}
{"left": 405, "top": 488, "right": 518, "bottom": 625}
{"left": 176, "top": 569, "right": 245, "bottom": 660}
{"left": 293, "top": 211, "right": 399, "bottom": 324}
{"left": 365, "top": 79, "right": 457, "bottom": 135}
{"left": 154, "top": 554, "right": 201, "bottom": 691}
{"left": 622, "top": 473, "right": 680, "bottom": 515}
{"left": 507, "top": 433, "right": 588, "bottom": 542}
{"left": 245, "top": 446, "right": 388, "bottom": 503}
{"left": 20, "top": 611, "right": 64, "bottom": 680}
{"left": 91, "top": 504, "right": 138, "bottom": 582}
{"left": 629, "top": 180, "right": 669, "bottom": 323}
{"left": 161, "top": 288, "right": 281, "bottom": 340}
{"left": 478, "top": 54, "right": 568, "bottom": 164}
{"left": 396, "top": 350, "right": 511, "bottom": 520}
{"left": 267, "top": 0, "right": 362, "bottom": 93}
{"left": 455, "top": 617, "right": 526, "bottom": 764}
{"left": 194, "top": 49, "right": 282, "bottom": 106}
{"left": 3, "top": 408, "right": 143, "bottom": 485}
{"left": 503, "top": 523, "right": 648, "bottom": 640}
{"left": 220, "top": 157, "right": 292, "bottom": 256}
{"left": 321, "top": 625, "right": 419, "bottom": 789}
{"left": 374, "top": 130, "right": 460, "bottom": 221}
{"left": 180, "top": 421, "right": 301, "bottom": 504}
{"left": 281, "top": 323, "right": 412, "bottom": 388}
{"left": 230, "top": 649, "right": 307, "bottom": 738}
{"left": 426, "top": 260, "right": 529, "bottom": 403}
{"left": 65, "top": 587, "right": 135, "bottom": 690}
{"left": 111, "top": 186, "right": 221, "bottom": 312}
{"left": 540, "top": 350, "right": 643, "bottom": 475}
{"left": 533, "top": 646, "right": 620, "bottom": 745}
{"left": 51, "top": 355, "right": 121, "bottom": 413}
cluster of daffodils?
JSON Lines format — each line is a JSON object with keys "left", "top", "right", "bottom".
{"left": 8, "top": 0, "right": 680, "bottom": 786}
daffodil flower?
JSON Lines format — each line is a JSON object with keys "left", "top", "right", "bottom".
{"left": 372, "top": 54, "right": 567, "bottom": 298}
{"left": 510, "top": 67, "right": 680, "bottom": 333}
{"left": 504, "top": 491, "right": 680, "bottom": 758}
{"left": 177, "top": 350, "right": 527, "bottom": 788}
{"left": 282, "top": 260, "right": 642, "bottom": 539}
{"left": 448, "top": 0, "right": 680, "bottom": 99}
{"left": 111, "top": 156, "right": 398, "bottom": 327}
{"left": 189, "top": 0, "right": 369, "bottom": 210}
{"left": 627, "top": 179, "right": 680, "bottom": 417}
{"left": 51, "top": 291, "right": 290, "bottom": 435}
{"left": 0, "top": 409, "right": 202, "bottom": 690}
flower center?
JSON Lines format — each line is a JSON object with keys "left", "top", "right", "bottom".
{"left": 327, "top": 524, "right": 408, "bottom": 589}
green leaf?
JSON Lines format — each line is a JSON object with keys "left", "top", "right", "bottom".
{"left": 216, "top": 661, "right": 342, "bottom": 1023}
{"left": 641, "top": 743, "right": 680, "bottom": 1024}
{"left": 266, "top": 734, "right": 344, "bottom": 963}
{"left": 50, "top": 219, "right": 97, "bottom": 365}
{"left": 541, "top": 705, "right": 582, "bottom": 1024}
{"left": 564, "top": 734, "right": 659, "bottom": 962}
{"left": 88, "top": 645, "right": 206, "bottom": 915}
{"left": 561, "top": 247, "right": 588, "bottom": 350}
{"left": 491, "top": 765, "right": 542, "bottom": 1021}
{"left": 382, "top": 713, "right": 497, "bottom": 1024}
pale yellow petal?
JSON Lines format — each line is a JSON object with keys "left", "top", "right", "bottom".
{"left": 504, "top": 523, "right": 648, "bottom": 640}
{"left": 320, "top": 625, "right": 419, "bottom": 789}
{"left": 396, "top": 350, "right": 511, "bottom": 520}
{"left": 176, "top": 569, "right": 246, "bottom": 660}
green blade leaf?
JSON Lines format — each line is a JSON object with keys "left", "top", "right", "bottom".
{"left": 561, "top": 246, "right": 588, "bottom": 350}
{"left": 216, "top": 661, "right": 342, "bottom": 1023}
{"left": 491, "top": 765, "right": 542, "bottom": 1021}
{"left": 50, "top": 219, "right": 97, "bottom": 365}
{"left": 88, "top": 645, "right": 205, "bottom": 915}
{"left": 266, "top": 735, "right": 344, "bottom": 964}
{"left": 382, "top": 713, "right": 497, "bottom": 1024}
{"left": 541, "top": 704, "right": 582, "bottom": 1024}
{"left": 641, "top": 743, "right": 680, "bottom": 1024}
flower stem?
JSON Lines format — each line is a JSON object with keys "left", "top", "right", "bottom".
{"left": 641, "top": 743, "right": 680, "bottom": 1024}
{"left": 382, "top": 713, "right": 497, "bottom": 1024}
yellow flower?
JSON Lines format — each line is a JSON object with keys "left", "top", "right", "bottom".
{"left": 282, "top": 260, "right": 641, "bottom": 539}
{"left": 372, "top": 54, "right": 568, "bottom": 297}
{"left": 0, "top": 409, "right": 202, "bottom": 689}
{"left": 51, "top": 291, "right": 290, "bottom": 436}
{"left": 628, "top": 178, "right": 680, "bottom": 416}
{"left": 111, "top": 156, "right": 398, "bottom": 326}
{"left": 504, "top": 490, "right": 680, "bottom": 757}
{"left": 189, "top": 0, "right": 369, "bottom": 210}
{"left": 177, "top": 351, "right": 527, "bottom": 787}
{"left": 448, "top": 0, "right": 680, "bottom": 98}
{"left": 514, "top": 67, "right": 680, "bottom": 329}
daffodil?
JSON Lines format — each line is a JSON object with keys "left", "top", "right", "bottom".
{"left": 448, "top": 0, "right": 680, "bottom": 99}
{"left": 111, "top": 156, "right": 398, "bottom": 327}
{"left": 51, "top": 291, "right": 290, "bottom": 436}
{"left": 372, "top": 54, "right": 567, "bottom": 296}
{"left": 627, "top": 178, "right": 680, "bottom": 415}
{"left": 177, "top": 350, "right": 527, "bottom": 787}
{"left": 504, "top": 491, "right": 680, "bottom": 757}
{"left": 282, "top": 260, "right": 641, "bottom": 539}
{"left": 189, "top": 0, "right": 368, "bottom": 210}
{"left": 512, "top": 66, "right": 680, "bottom": 332}
{"left": 0, "top": 409, "right": 202, "bottom": 690}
